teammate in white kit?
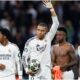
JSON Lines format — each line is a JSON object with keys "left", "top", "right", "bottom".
{"left": 22, "top": 0, "right": 59, "bottom": 80}
{"left": 0, "top": 28, "right": 22, "bottom": 80}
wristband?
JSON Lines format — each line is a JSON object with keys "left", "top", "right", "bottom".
{"left": 50, "top": 8, "right": 55, "bottom": 12}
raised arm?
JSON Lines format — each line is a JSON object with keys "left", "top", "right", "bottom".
{"left": 43, "top": 0, "right": 59, "bottom": 41}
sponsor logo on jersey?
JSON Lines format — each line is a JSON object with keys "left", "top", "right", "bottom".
{"left": 0, "top": 54, "right": 11, "bottom": 60}
{"left": 36, "top": 44, "right": 47, "bottom": 53}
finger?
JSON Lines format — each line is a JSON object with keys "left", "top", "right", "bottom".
{"left": 45, "top": 0, "right": 50, "bottom": 2}
{"left": 42, "top": 1, "right": 47, "bottom": 7}
{"left": 42, "top": 0, "right": 48, "bottom": 4}
{"left": 42, "top": 0, "right": 47, "bottom": 5}
{"left": 42, "top": 1, "right": 46, "bottom": 5}
{"left": 48, "top": 0, "right": 51, "bottom": 2}
{"left": 42, "top": 0, "right": 49, "bottom": 7}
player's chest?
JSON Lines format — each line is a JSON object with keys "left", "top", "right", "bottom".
{"left": 54, "top": 46, "right": 69, "bottom": 56}
{"left": 30, "top": 40, "right": 48, "bottom": 52}
{"left": 0, "top": 47, "right": 14, "bottom": 60}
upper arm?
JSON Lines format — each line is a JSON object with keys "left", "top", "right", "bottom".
{"left": 51, "top": 46, "right": 56, "bottom": 65}
{"left": 69, "top": 45, "right": 76, "bottom": 61}
{"left": 14, "top": 45, "right": 21, "bottom": 62}
{"left": 22, "top": 41, "right": 31, "bottom": 68}
{"left": 22, "top": 41, "right": 31, "bottom": 57}
{"left": 47, "top": 16, "right": 59, "bottom": 41}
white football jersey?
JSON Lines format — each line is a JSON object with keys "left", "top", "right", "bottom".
{"left": 22, "top": 16, "right": 59, "bottom": 80}
{"left": 0, "top": 42, "right": 22, "bottom": 78}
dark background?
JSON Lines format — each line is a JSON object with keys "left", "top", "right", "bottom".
{"left": 0, "top": 1, "right": 80, "bottom": 79}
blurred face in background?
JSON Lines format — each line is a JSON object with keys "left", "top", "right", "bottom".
{"left": 36, "top": 25, "right": 48, "bottom": 40}
{"left": 56, "top": 31, "right": 66, "bottom": 43}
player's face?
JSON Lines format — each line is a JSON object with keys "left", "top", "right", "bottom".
{"left": 36, "top": 26, "right": 47, "bottom": 39}
{"left": 0, "top": 32, "right": 4, "bottom": 43}
{"left": 56, "top": 31, "right": 66, "bottom": 43}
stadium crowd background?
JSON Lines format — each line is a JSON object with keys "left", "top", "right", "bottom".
{"left": 0, "top": 1, "right": 80, "bottom": 79}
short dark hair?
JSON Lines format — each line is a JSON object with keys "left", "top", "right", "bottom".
{"left": 0, "top": 28, "right": 11, "bottom": 41}
{"left": 38, "top": 22, "right": 48, "bottom": 28}
{"left": 58, "top": 27, "right": 67, "bottom": 35}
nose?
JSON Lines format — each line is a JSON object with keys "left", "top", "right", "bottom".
{"left": 38, "top": 31, "right": 42, "bottom": 34}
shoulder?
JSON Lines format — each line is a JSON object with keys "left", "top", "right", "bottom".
{"left": 66, "top": 43, "right": 74, "bottom": 48}
{"left": 52, "top": 44, "right": 59, "bottom": 50}
{"left": 9, "top": 42, "right": 19, "bottom": 50}
{"left": 78, "top": 46, "right": 80, "bottom": 50}
{"left": 27, "top": 36, "right": 36, "bottom": 42}
{"left": 66, "top": 43, "right": 75, "bottom": 51}
{"left": 78, "top": 46, "right": 80, "bottom": 49}
{"left": 25, "top": 37, "right": 36, "bottom": 46}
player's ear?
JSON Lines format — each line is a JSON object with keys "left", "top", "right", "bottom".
{"left": 46, "top": 27, "right": 49, "bottom": 32}
{"left": 4, "top": 36, "right": 7, "bottom": 40}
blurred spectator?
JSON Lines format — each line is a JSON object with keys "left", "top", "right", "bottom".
{"left": 0, "top": 11, "right": 11, "bottom": 30}
{"left": 9, "top": 20, "right": 17, "bottom": 37}
{"left": 55, "top": 2, "right": 63, "bottom": 23}
{"left": 78, "top": 27, "right": 80, "bottom": 43}
{"left": 65, "top": 20, "right": 74, "bottom": 43}
{"left": 27, "top": 4, "right": 37, "bottom": 21}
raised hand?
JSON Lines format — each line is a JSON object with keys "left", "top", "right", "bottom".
{"left": 42, "top": 0, "right": 53, "bottom": 9}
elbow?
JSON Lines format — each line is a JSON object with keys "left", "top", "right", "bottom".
{"left": 55, "top": 20, "right": 59, "bottom": 28}
{"left": 57, "top": 21, "right": 59, "bottom": 27}
{"left": 56, "top": 17, "right": 59, "bottom": 28}
{"left": 52, "top": 16, "right": 59, "bottom": 27}
{"left": 53, "top": 20, "right": 59, "bottom": 28}
{"left": 56, "top": 18, "right": 59, "bottom": 27}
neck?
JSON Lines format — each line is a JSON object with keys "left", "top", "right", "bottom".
{"left": 1, "top": 39, "right": 8, "bottom": 46}
{"left": 37, "top": 36, "right": 44, "bottom": 40}
{"left": 59, "top": 40, "right": 66, "bottom": 46}
{"left": 38, "top": 38, "right": 44, "bottom": 40}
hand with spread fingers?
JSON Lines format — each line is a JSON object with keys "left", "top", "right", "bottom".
{"left": 42, "top": 0, "right": 56, "bottom": 16}
{"left": 42, "top": 0, "right": 53, "bottom": 9}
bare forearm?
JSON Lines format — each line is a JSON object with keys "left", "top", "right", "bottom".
{"left": 61, "top": 60, "right": 77, "bottom": 70}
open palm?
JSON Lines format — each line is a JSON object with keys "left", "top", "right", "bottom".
{"left": 42, "top": 0, "right": 53, "bottom": 9}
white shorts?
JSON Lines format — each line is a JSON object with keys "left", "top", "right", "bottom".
{"left": 78, "top": 77, "right": 80, "bottom": 80}
{"left": 0, "top": 74, "right": 16, "bottom": 80}
{"left": 62, "top": 70, "right": 74, "bottom": 80}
